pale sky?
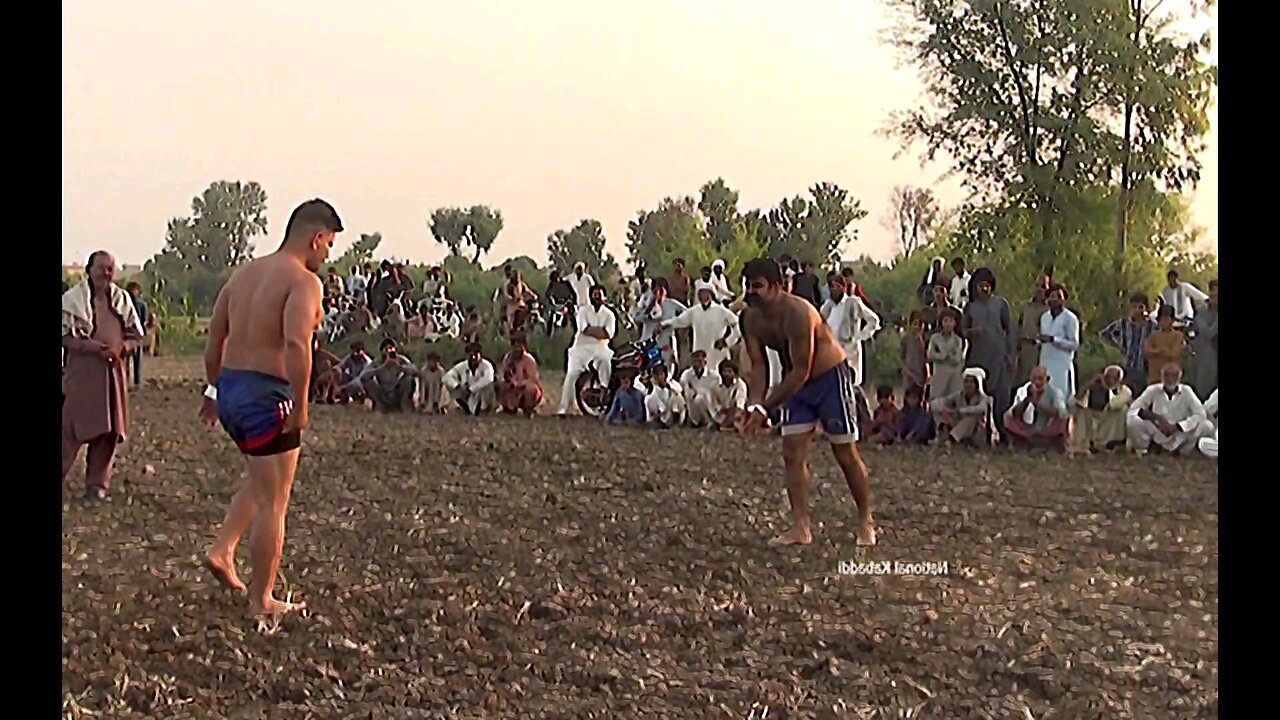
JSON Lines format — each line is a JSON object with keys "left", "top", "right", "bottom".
{"left": 62, "top": 0, "right": 1217, "bottom": 269}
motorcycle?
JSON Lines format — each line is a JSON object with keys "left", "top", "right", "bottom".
{"left": 575, "top": 337, "right": 665, "bottom": 417}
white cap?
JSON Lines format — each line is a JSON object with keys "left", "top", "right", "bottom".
{"left": 694, "top": 280, "right": 715, "bottom": 294}
{"left": 712, "top": 259, "right": 725, "bottom": 270}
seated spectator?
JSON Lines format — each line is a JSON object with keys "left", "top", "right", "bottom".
{"left": 680, "top": 350, "right": 719, "bottom": 427}
{"left": 1199, "top": 389, "right": 1218, "bottom": 459}
{"left": 895, "top": 385, "right": 936, "bottom": 445}
{"left": 331, "top": 341, "right": 372, "bottom": 403}
{"left": 1004, "top": 365, "right": 1070, "bottom": 451}
{"left": 866, "top": 386, "right": 902, "bottom": 446}
{"left": 357, "top": 338, "right": 419, "bottom": 413}
{"left": 930, "top": 368, "right": 995, "bottom": 446}
{"left": 1126, "top": 363, "right": 1212, "bottom": 456}
{"left": 707, "top": 359, "right": 747, "bottom": 430}
{"left": 496, "top": 334, "right": 543, "bottom": 417}
{"left": 644, "top": 364, "right": 685, "bottom": 429}
{"left": 418, "top": 352, "right": 446, "bottom": 414}
{"left": 1070, "top": 365, "right": 1132, "bottom": 455}
{"left": 605, "top": 368, "right": 647, "bottom": 426}
{"left": 443, "top": 342, "right": 497, "bottom": 415}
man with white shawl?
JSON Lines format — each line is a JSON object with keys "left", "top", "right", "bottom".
{"left": 1126, "top": 363, "right": 1212, "bottom": 456}
{"left": 709, "top": 259, "right": 735, "bottom": 303}
{"left": 62, "top": 251, "right": 144, "bottom": 502}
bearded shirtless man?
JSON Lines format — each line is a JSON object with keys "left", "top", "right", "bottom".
{"left": 198, "top": 199, "right": 342, "bottom": 619}
{"left": 737, "top": 258, "right": 875, "bottom": 546}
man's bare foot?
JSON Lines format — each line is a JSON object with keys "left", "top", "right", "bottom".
{"left": 856, "top": 522, "right": 877, "bottom": 546}
{"left": 770, "top": 526, "right": 813, "bottom": 546}
{"left": 203, "top": 555, "right": 246, "bottom": 593}
{"left": 249, "top": 597, "right": 306, "bottom": 620}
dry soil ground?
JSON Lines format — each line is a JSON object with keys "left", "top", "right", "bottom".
{"left": 62, "top": 357, "right": 1217, "bottom": 719}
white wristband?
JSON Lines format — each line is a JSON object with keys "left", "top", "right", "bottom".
{"left": 747, "top": 404, "right": 767, "bottom": 417}
{"left": 204, "top": 385, "right": 218, "bottom": 400}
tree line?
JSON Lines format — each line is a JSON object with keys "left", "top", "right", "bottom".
{"left": 124, "top": 0, "right": 1216, "bottom": 361}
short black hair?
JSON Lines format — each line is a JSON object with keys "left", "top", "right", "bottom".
{"left": 951, "top": 257, "right": 965, "bottom": 267}
{"left": 1047, "top": 284, "right": 1069, "bottom": 301}
{"left": 1129, "top": 292, "right": 1149, "bottom": 306}
{"left": 904, "top": 385, "right": 923, "bottom": 402}
{"left": 1156, "top": 305, "right": 1175, "bottom": 320}
{"left": 718, "top": 359, "right": 738, "bottom": 374}
{"left": 691, "top": 349, "right": 708, "bottom": 359}
{"left": 1167, "top": 269, "right": 1180, "bottom": 279}
{"left": 465, "top": 342, "right": 483, "bottom": 354}
{"left": 876, "top": 385, "right": 894, "bottom": 400}
{"left": 125, "top": 281, "right": 141, "bottom": 292}
{"left": 510, "top": 333, "right": 528, "bottom": 346}
{"left": 742, "top": 258, "right": 783, "bottom": 285}
{"left": 283, "top": 199, "right": 343, "bottom": 244}
{"left": 940, "top": 307, "right": 962, "bottom": 325}
{"left": 379, "top": 338, "right": 397, "bottom": 352}
{"left": 908, "top": 310, "right": 924, "bottom": 323}
{"left": 590, "top": 284, "right": 606, "bottom": 295}
{"left": 651, "top": 364, "right": 669, "bottom": 376}
{"left": 426, "top": 351, "right": 442, "bottom": 361}
{"left": 651, "top": 277, "right": 670, "bottom": 292}
{"left": 350, "top": 341, "right": 366, "bottom": 352}
{"left": 826, "top": 270, "right": 837, "bottom": 279}
{"left": 841, "top": 267, "right": 854, "bottom": 278}
{"left": 674, "top": 258, "right": 685, "bottom": 266}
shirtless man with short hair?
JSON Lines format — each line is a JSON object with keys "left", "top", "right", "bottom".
{"left": 737, "top": 258, "right": 876, "bottom": 546}
{"left": 198, "top": 198, "right": 343, "bottom": 619}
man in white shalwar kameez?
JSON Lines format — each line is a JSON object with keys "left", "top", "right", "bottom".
{"left": 708, "top": 359, "right": 748, "bottom": 429}
{"left": 567, "top": 262, "right": 595, "bottom": 308}
{"left": 679, "top": 350, "right": 720, "bottom": 427}
{"left": 557, "top": 284, "right": 618, "bottom": 415}
{"left": 442, "top": 343, "right": 497, "bottom": 415}
{"left": 644, "top": 365, "right": 685, "bottom": 427}
{"left": 1126, "top": 364, "right": 1212, "bottom": 456}
{"left": 820, "top": 276, "right": 880, "bottom": 387}
{"left": 662, "top": 282, "right": 740, "bottom": 370}
{"left": 1199, "top": 388, "right": 1218, "bottom": 459}
{"left": 1037, "top": 285, "right": 1080, "bottom": 397}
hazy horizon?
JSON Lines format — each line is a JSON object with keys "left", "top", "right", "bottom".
{"left": 62, "top": 0, "right": 1217, "bottom": 269}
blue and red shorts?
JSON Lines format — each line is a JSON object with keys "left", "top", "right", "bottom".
{"left": 779, "top": 362, "right": 861, "bottom": 444}
{"left": 216, "top": 369, "right": 301, "bottom": 456}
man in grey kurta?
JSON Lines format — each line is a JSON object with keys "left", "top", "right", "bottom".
{"left": 960, "top": 267, "right": 1016, "bottom": 437}
{"left": 61, "top": 251, "right": 144, "bottom": 502}
{"left": 633, "top": 277, "right": 687, "bottom": 368}
{"left": 1191, "top": 282, "right": 1217, "bottom": 400}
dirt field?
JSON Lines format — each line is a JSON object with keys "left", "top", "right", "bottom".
{"left": 62, "top": 357, "right": 1218, "bottom": 719}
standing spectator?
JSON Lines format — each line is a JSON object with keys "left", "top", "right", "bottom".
{"left": 1158, "top": 269, "right": 1209, "bottom": 324}
{"left": 668, "top": 258, "right": 693, "bottom": 306}
{"left": 1037, "top": 285, "right": 1081, "bottom": 398}
{"left": 790, "top": 260, "right": 823, "bottom": 308}
{"left": 1144, "top": 306, "right": 1185, "bottom": 375}
{"left": 125, "top": 281, "right": 149, "bottom": 388}
{"left": 1014, "top": 274, "right": 1050, "bottom": 389}
{"left": 1100, "top": 293, "right": 1158, "bottom": 394}
{"left": 961, "top": 268, "right": 1016, "bottom": 437}
{"left": 347, "top": 264, "right": 368, "bottom": 297}
{"left": 61, "top": 251, "right": 144, "bottom": 503}
{"left": 949, "top": 258, "right": 972, "bottom": 309}
{"left": 917, "top": 256, "right": 948, "bottom": 305}
{"left": 899, "top": 311, "right": 929, "bottom": 396}
{"left": 567, "top": 262, "right": 596, "bottom": 307}
{"left": 1190, "top": 281, "right": 1218, "bottom": 400}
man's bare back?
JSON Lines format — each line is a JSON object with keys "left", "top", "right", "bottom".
{"left": 218, "top": 255, "right": 324, "bottom": 381}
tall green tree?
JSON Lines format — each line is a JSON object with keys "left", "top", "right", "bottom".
{"left": 143, "top": 180, "right": 269, "bottom": 314}
{"left": 546, "top": 219, "right": 619, "bottom": 279}
{"left": 698, "top": 178, "right": 741, "bottom": 251}
{"left": 429, "top": 205, "right": 504, "bottom": 263}
{"left": 332, "top": 232, "right": 383, "bottom": 271}
{"left": 763, "top": 183, "right": 867, "bottom": 264}
{"left": 626, "top": 197, "right": 707, "bottom": 273}
{"left": 429, "top": 208, "right": 469, "bottom": 258}
{"left": 885, "top": 0, "right": 1215, "bottom": 262}
{"left": 884, "top": 186, "right": 941, "bottom": 258}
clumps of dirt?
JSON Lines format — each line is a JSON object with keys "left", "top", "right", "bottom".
{"left": 63, "top": 378, "right": 1218, "bottom": 718}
